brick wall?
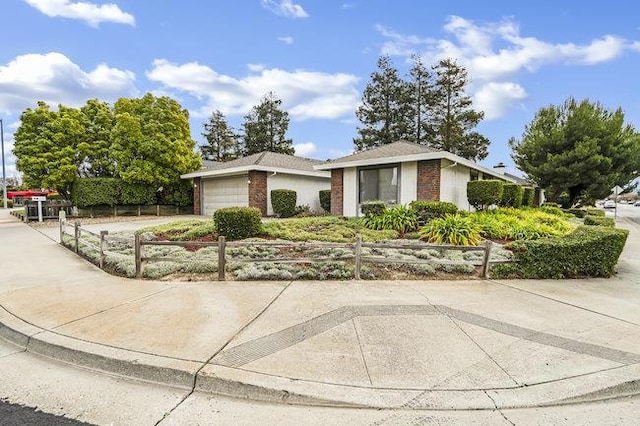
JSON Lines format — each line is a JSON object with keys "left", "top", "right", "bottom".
{"left": 248, "top": 170, "right": 267, "bottom": 216}
{"left": 417, "top": 160, "right": 441, "bottom": 201}
{"left": 193, "top": 177, "right": 201, "bottom": 215}
{"left": 330, "top": 169, "right": 344, "bottom": 216}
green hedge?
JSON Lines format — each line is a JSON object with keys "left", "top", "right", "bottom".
{"left": 271, "top": 189, "right": 297, "bottom": 217}
{"left": 467, "top": 180, "right": 504, "bottom": 210}
{"left": 319, "top": 190, "right": 331, "bottom": 212}
{"left": 360, "top": 200, "right": 386, "bottom": 216}
{"left": 493, "top": 226, "right": 628, "bottom": 279}
{"left": 1, "top": 198, "right": 14, "bottom": 208}
{"left": 157, "top": 181, "right": 194, "bottom": 207}
{"left": 565, "top": 208, "right": 606, "bottom": 218}
{"left": 214, "top": 207, "right": 262, "bottom": 240}
{"left": 72, "top": 178, "right": 122, "bottom": 207}
{"left": 500, "top": 184, "right": 524, "bottom": 208}
{"left": 522, "top": 187, "right": 535, "bottom": 207}
{"left": 584, "top": 215, "right": 615, "bottom": 227}
{"left": 120, "top": 182, "right": 156, "bottom": 205}
{"left": 409, "top": 200, "right": 458, "bottom": 224}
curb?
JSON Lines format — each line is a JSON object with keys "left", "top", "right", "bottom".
{"left": 3, "top": 308, "right": 640, "bottom": 410}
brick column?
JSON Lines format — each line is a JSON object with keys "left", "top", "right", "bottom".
{"left": 248, "top": 170, "right": 268, "bottom": 216}
{"left": 417, "top": 160, "right": 441, "bottom": 201}
{"left": 193, "top": 177, "right": 202, "bottom": 215}
{"left": 330, "top": 169, "right": 344, "bottom": 216}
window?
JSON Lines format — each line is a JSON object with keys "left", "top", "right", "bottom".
{"left": 359, "top": 165, "right": 399, "bottom": 204}
{"left": 470, "top": 170, "right": 479, "bottom": 181}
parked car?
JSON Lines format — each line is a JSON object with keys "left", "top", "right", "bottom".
{"left": 634, "top": 200, "right": 640, "bottom": 207}
{"left": 604, "top": 200, "right": 616, "bottom": 209}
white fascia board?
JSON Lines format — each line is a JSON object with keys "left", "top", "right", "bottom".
{"left": 182, "top": 165, "right": 330, "bottom": 180}
{"left": 314, "top": 151, "right": 521, "bottom": 184}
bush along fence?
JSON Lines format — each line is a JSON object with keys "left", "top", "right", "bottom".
{"left": 59, "top": 220, "right": 500, "bottom": 281}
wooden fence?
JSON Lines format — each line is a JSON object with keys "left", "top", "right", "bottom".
{"left": 60, "top": 221, "right": 497, "bottom": 280}
{"left": 24, "top": 200, "right": 73, "bottom": 222}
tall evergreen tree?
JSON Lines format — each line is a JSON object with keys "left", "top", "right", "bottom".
{"left": 407, "top": 55, "right": 435, "bottom": 146}
{"left": 354, "top": 56, "right": 413, "bottom": 151}
{"left": 242, "top": 92, "right": 294, "bottom": 156}
{"left": 429, "top": 58, "right": 489, "bottom": 161}
{"left": 201, "top": 110, "right": 240, "bottom": 162}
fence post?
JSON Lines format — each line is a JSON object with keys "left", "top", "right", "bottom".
{"left": 135, "top": 234, "right": 142, "bottom": 278}
{"left": 74, "top": 222, "right": 80, "bottom": 253}
{"left": 481, "top": 240, "right": 492, "bottom": 278}
{"left": 99, "top": 230, "right": 108, "bottom": 269}
{"left": 156, "top": 205, "right": 160, "bottom": 216}
{"left": 218, "top": 236, "right": 226, "bottom": 281}
{"left": 354, "top": 234, "right": 362, "bottom": 280}
{"left": 59, "top": 216, "right": 64, "bottom": 244}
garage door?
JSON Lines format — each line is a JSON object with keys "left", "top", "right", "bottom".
{"left": 202, "top": 175, "right": 249, "bottom": 216}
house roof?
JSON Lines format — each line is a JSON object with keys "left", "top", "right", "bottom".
{"left": 314, "top": 140, "right": 522, "bottom": 184}
{"left": 504, "top": 172, "right": 534, "bottom": 186}
{"left": 181, "top": 151, "right": 330, "bottom": 179}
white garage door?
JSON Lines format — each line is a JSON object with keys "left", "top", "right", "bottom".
{"left": 202, "top": 175, "right": 249, "bottom": 216}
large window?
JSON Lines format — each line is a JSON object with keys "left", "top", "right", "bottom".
{"left": 359, "top": 165, "right": 399, "bottom": 204}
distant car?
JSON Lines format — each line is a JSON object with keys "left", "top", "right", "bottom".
{"left": 604, "top": 200, "right": 616, "bottom": 209}
{"left": 634, "top": 200, "right": 640, "bottom": 207}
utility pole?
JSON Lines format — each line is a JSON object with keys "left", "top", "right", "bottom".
{"left": 1, "top": 119, "right": 6, "bottom": 209}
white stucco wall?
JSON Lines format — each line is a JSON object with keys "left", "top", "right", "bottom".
{"left": 267, "top": 173, "right": 331, "bottom": 215}
{"left": 400, "top": 161, "right": 417, "bottom": 205}
{"left": 343, "top": 167, "right": 358, "bottom": 217}
{"left": 440, "top": 159, "right": 472, "bottom": 211}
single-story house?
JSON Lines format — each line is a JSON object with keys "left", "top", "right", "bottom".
{"left": 181, "top": 151, "right": 331, "bottom": 216}
{"left": 314, "top": 140, "right": 541, "bottom": 216}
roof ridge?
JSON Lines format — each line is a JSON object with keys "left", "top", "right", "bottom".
{"left": 254, "top": 151, "right": 268, "bottom": 165}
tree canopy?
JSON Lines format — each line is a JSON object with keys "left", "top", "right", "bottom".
{"left": 510, "top": 98, "right": 640, "bottom": 205}
{"left": 353, "top": 56, "right": 489, "bottom": 161}
{"left": 242, "top": 92, "right": 294, "bottom": 156}
{"left": 201, "top": 110, "right": 241, "bottom": 162}
{"left": 13, "top": 94, "right": 201, "bottom": 198}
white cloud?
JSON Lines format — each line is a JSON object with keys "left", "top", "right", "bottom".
{"left": 0, "top": 52, "right": 137, "bottom": 113}
{"left": 247, "top": 63, "right": 266, "bottom": 72}
{"left": 24, "top": 0, "right": 135, "bottom": 27}
{"left": 632, "top": 41, "right": 640, "bottom": 51}
{"left": 260, "top": 0, "right": 308, "bottom": 19}
{"left": 474, "top": 82, "right": 527, "bottom": 120}
{"left": 278, "top": 36, "right": 294, "bottom": 45}
{"left": 147, "top": 59, "right": 360, "bottom": 120}
{"left": 293, "top": 142, "right": 316, "bottom": 156}
{"left": 376, "top": 16, "right": 636, "bottom": 119}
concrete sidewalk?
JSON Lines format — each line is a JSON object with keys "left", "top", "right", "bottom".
{"left": 1, "top": 209, "right": 640, "bottom": 413}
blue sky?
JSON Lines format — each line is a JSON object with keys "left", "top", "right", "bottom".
{"left": 2, "top": 0, "right": 640, "bottom": 180}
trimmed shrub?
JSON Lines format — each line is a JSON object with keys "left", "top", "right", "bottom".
{"left": 419, "top": 214, "right": 483, "bottom": 246}
{"left": 1, "top": 198, "right": 13, "bottom": 208}
{"left": 157, "top": 181, "right": 194, "bottom": 206}
{"left": 500, "top": 184, "right": 524, "bottom": 208}
{"left": 584, "top": 215, "right": 615, "bottom": 227}
{"left": 410, "top": 200, "right": 458, "bottom": 224}
{"left": 319, "top": 190, "right": 331, "bottom": 212}
{"left": 467, "top": 180, "right": 504, "bottom": 210}
{"left": 214, "top": 207, "right": 263, "bottom": 240}
{"left": 585, "top": 208, "right": 605, "bottom": 217}
{"left": 360, "top": 200, "right": 387, "bottom": 217}
{"left": 361, "top": 205, "right": 418, "bottom": 236}
{"left": 539, "top": 205, "right": 566, "bottom": 217}
{"left": 72, "top": 178, "right": 121, "bottom": 207}
{"left": 121, "top": 183, "right": 156, "bottom": 205}
{"left": 271, "top": 189, "right": 297, "bottom": 218}
{"left": 497, "top": 226, "right": 628, "bottom": 278}
{"left": 522, "top": 187, "right": 535, "bottom": 207}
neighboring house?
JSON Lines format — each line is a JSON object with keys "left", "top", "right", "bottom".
{"left": 181, "top": 152, "right": 331, "bottom": 216}
{"left": 314, "top": 140, "right": 536, "bottom": 216}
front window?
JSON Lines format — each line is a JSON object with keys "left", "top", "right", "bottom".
{"left": 359, "top": 165, "right": 399, "bottom": 204}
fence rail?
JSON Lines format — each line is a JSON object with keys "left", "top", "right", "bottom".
{"left": 60, "top": 221, "right": 497, "bottom": 281}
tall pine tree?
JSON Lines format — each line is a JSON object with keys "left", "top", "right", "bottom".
{"left": 201, "top": 110, "right": 241, "bottom": 162}
{"left": 429, "top": 58, "right": 489, "bottom": 161}
{"left": 242, "top": 92, "right": 294, "bottom": 156}
{"left": 354, "top": 56, "right": 413, "bottom": 151}
{"left": 408, "top": 55, "right": 435, "bottom": 146}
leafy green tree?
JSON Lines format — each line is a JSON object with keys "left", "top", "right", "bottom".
{"left": 354, "top": 56, "right": 413, "bottom": 151}
{"left": 13, "top": 102, "right": 91, "bottom": 197}
{"left": 110, "top": 93, "right": 201, "bottom": 186}
{"left": 80, "top": 99, "right": 116, "bottom": 177}
{"left": 242, "top": 92, "right": 294, "bottom": 155}
{"left": 408, "top": 55, "right": 435, "bottom": 145}
{"left": 430, "top": 58, "right": 488, "bottom": 161}
{"left": 510, "top": 98, "right": 640, "bottom": 205}
{"left": 201, "top": 110, "right": 241, "bottom": 161}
